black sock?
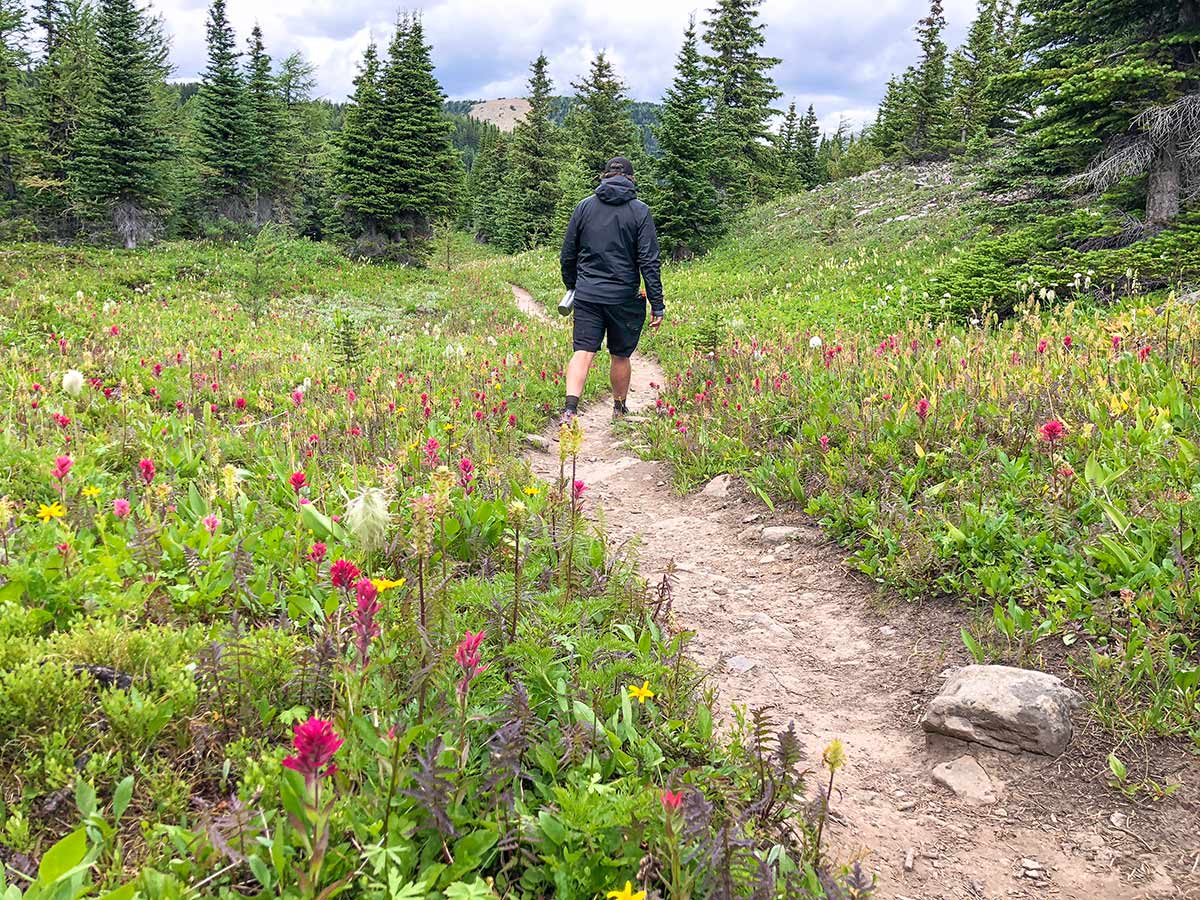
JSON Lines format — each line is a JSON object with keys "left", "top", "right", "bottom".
{"left": 613, "top": 399, "right": 628, "bottom": 411}
{"left": 565, "top": 395, "right": 580, "bottom": 413}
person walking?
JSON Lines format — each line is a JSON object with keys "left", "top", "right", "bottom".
{"left": 559, "top": 156, "right": 664, "bottom": 422}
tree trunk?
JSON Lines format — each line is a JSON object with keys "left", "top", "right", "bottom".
{"left": 1146, "top": 134, "right": 1181, "bottom": 233}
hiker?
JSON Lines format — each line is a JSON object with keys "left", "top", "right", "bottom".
{"left": 559, "top": 156, "right": 665, "bottom": 422}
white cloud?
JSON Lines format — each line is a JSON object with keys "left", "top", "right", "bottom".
{"left": 156, "top": 0, "right": 979, "bottom": 131}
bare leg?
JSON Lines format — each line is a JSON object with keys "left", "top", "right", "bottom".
{"left": 610, "top": 355, "right": 631, "bottom": 404}
{"left": 566, "top": 350, "right": 596, "bottom": 399}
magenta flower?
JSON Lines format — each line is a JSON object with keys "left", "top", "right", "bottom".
{"left": 330, "top": 558, "right": 361, "bottom": 590}
{"left": 282, "top": 717, "right": 343, "bottom": 789}
{"left": 1138, "top": 345, "right": 1151, "bottom": 362}
{"left": 307, "top": 542, "right": 327, "bottom": 563}
{"left": 454, "top": 629, "right": 488, "bottom": 701}
{"left": 819, "top": 434, "right": 831, "bottom": 452}
{"left": 291, "top": 389, "right": 304, "bottom": 406}
{"left": 350, "top": 578, "right": 381, "bottom": 669}
{"left": 1062, "top": 335, "right": 1073, "bottom": 350}
{"left": 572, "top": 479, "right": 587, "bottom": 501}
{"left": 51, "top": 455, "right": 73, "bottom": 482}
{"left": 458, "top": 457, "right": 475, "bottom": 490}
{"left": 916, "top": 397, "right": 930, "bottom": 422}
{"left": 289, "top": 471, "right": 308, "bottom": 493}
{"left": 423, "top": 438, "right": 441, "bottom": 467}
{"left": 1037, "top": 339, "right": 1048, "bottom": 354}
{"left": 138, "top": 458, "right": 155, "bottom": 485}
{"left": 661, "top": 789, "right": 685, "bottom": 811}
{"left": 202, "top": 514, "right": 220, "bottom": 535}
{"left": 1039, "top": 420, "right": 1065, "bottom": 443}
{"left": 113, "top": 498, "right": 131, "bottom": 518}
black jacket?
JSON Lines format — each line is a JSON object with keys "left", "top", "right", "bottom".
{"left": 560, "top": 176, "right": 664, "bottom": 312}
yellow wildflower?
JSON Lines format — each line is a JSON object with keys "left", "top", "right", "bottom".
{"left": 82, "top": 486, "right": 101, "bottom": 499}
{"left": 823, "top": 739, "right": 846, "bottom": 773}
{"left": 371, "top": 577, "right": 407, "bottom": 592}
{"left": 523, "top": 485, "right": 541, "bottom": 496}
{"left": 37, "top": 501, "right": 66, "bottom": 523}
{"left": 628, "top": 681, "right": 655, "bottom": 704}
{"left": 606, "top": 882, "right": 645, "bottom": 900}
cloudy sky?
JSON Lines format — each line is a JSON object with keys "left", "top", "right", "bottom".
{"left": 156, "top": 0, "right": 978, "bottom": 132}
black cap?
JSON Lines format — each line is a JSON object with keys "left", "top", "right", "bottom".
{"left": 605, "top": 156, "right": 634, "bottom": 177}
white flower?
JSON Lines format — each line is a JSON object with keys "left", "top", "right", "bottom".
{"left": 62, "top": 369, "right": 84, "bottom": 397}
{"left": 809, "top": 335, "right": 823, "bottom": 349}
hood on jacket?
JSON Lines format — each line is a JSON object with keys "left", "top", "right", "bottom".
{"left": 594, "top": 175, "right": 637, "bottom": 205}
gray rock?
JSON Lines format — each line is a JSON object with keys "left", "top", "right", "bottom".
{"left": 702, "top": 474, "right": 732, "bottom": 498}
{"left": 922, "top": 665, "right": 1082, "bottom": 756}
{"left": 524, "top": 434, "right": 551, "bottom": 452}
{"left": 931, "top": 755, "right": 997, "bottom": 805}
{"left": 761, "top": 525, "right": 801, "bottom": 544}
{"left": 738, "top": 525, "right": 762, "bottom": 542}
{"left": 726, "top": 655, "right": 757, "bottom": 674}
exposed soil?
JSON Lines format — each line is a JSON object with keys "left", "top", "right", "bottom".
{"left": 512, "top": 285, "right": 1198, "bottom": 900}
{"left": 467, "top": 98, "right": 532, "bottom": 132}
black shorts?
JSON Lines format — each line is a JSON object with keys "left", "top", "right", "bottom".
{"left": 572, "top": 296, "right": 647, "bottom": 358}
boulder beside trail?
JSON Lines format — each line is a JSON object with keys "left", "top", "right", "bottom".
{"left": 921, "top": 665, "right": 1081, "bottom": 757}
{"left": 702, "top": 474, "right": 732, "bottom": 498}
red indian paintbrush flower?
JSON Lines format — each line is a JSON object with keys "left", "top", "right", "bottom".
{"left": 138, "top": 458, "right": 155, "bottom": 484}
{"left": 307, "top": 542, "right": 327, "bottom": 563}
{"left": 330, "top": 558, "right": 361, "bottom": 589}
{"left": 1039, "top": 420, "right": 1065, "bottom": 443}
{"left": 350, "top": 578, "right": 381, "bottom": 669}
{"left": 51, "top": 455, "right": 73, "bottom": 482}
{"left": 290, "top": 471, "right": 308, "bottom": 493}
{"left": 916, "top": 397, "right": 930, "bottom": 422}
{"left": 661, "top": 789, "right": 684, "bottom": 811}
{"left": 282, "top": 717, "right": 343, "bottom": 788}
{"left": 455, "top": 629, "right": 488, "bottom": 701}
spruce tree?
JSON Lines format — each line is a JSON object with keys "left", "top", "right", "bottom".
{"left": 1016, "top": 0, "right": 1198, "bottom": 230}
{"left": 798, "top": 103, "right": 821, "bottom": 186}
{"left": 332, "top": 41, "right": 385, "bottom": 240}
{"left": 703, "top": 0, "right": 781, "bottom": 208}
{"left": 196, "top": 0, "right": 252, "bottom": 220}
{"left": 948, "top": 0, "right": 998, "bottom": 152}
{"left": 398, "top": 17, "right": 459, "bottom": 223}
{"left": 498, "top": 54, "right": 559, "bottom": 252}
{"left": 26, "top": 0, "right": 98, "bottom": 232}
{"left": 906, "top": 0, "right": 951, "bottom": 159}
{"left": 554, "top": 51, "right": 642, "bottom": 233}
{"left": 468, "top": 126, "right": 507, "bottom": 242}
{"left": 774, "top": 100, "right": 800, "bottom": 193}
{"left": 70, "top": 0, "right": 170, "bottom": 247}
{"left": 245, "top": 25, "right": 288, "bottom": 222}
{"left": 0, "top": 0, "right": 29, "bottom": 208}
{"left": 655, "top": 17, "right": 722, "bottom": 258}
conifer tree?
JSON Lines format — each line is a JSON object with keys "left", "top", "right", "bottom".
{"left": 1017, "top": 0, "right": 1199, "bottom": 230}
{"left": 554, "top": 51, "right": 642, "bottom": 233}
{"left": 702, "top": 0, "right": 781, "bottom": 208}
{"left": 70, "top": 0, "right": 171, "bottom": 247}
{"left": 798, "top": 103, "right": 821, "bottom": 186}
{"left": 26, "top": 0, "right": 97, "bottom": 231}
{"left": 332, "top": 41, "right": 385, "bottom": 239}
{"left": 774, "top": 99, "right": 800, "bottom": 193}
{"left": 655, "top": 17, "right": 722, "bottom": 258}
{"left": 397, "top": 17, "right": 459, "bottom": 223}
{"left": 468, "top": 126, "right": 507, "bottom": 242}
{"left": 948, "top": 0, "right": 998, "bottom": 152}
{"left": 498, "top": 53, "right": 559, "bottom": 252}
{"left": 245, "top": 25, "right": 288, "bottom": 222}
{"left": 196, "top": 0, "right": 252, "bottom": 220}
{"left": 871, "top": 70, "right": 915, "bottom": 157}
{"left": 906, "top": 0, "right": 950, "bottom": 159}
{"left": 0, "top": 0, "right": 29, "bottom": 208}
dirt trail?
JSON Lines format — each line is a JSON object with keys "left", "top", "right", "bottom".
{"left": 511, "top": 285, "right": 1191, "bottom": 900}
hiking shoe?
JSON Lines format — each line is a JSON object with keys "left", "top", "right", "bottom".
{"left": 557, "top": 409, "right": 578, "bottom": 429}
{"left": 611, "top": 401, "right": 629, "bottom": 422}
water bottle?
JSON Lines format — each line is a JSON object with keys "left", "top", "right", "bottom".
{"left": 558, "top": 288, "right": 575, "bottom": 317}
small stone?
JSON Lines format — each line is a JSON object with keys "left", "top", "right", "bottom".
{"left": 1109, "top": 811, "right": 1128, "bottom": 829}
{"left": 741, "top": 513, "right": 762, "bottom": 524}
{"left": 896, "top": 800, "right": 917, "bottom": 811}
{"left": 712, "top": 585, "right": 727, "bottom": 596}
{"left": 738, "top": 526, "right": 762, "bottom": 542}
{"left": 726, "top": 655, "right": 757, "bottom": 674}
{"left": 1020, "top": 858, "right": 1042, "bottom": 870}
{"left": 879, "top": 625, "right": 897, "bottom": 637}
{"left": 761, "top": 525, "right": 801, "bottom": 544}
{"left": 524, "top": 433, "right": 551, "bottom": 451}
{"left": 701, "top": 474, "right": 732, "bottom": 498}
{"left": 931, "top": 755, "right": 997, "bottom": 805}
{"left": 903, "top": 848, "right": 915, "bottom": 871}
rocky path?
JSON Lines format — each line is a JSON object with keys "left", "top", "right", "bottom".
{"left": 511, "top": 285, "right": 1192, "bottom": 900}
